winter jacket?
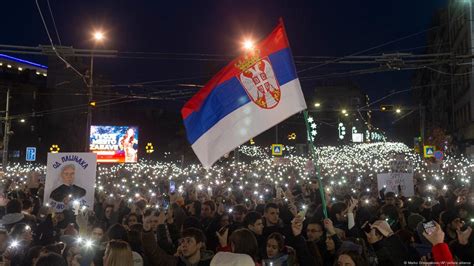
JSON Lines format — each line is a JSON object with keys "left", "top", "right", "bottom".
{"left": 431, "top": 243, "right": 454, "bottom": 264}
{"left": 142, "top": 230, "right": 214, "bottom": 266}
{"left": 449, "top": 234, "right": 474, "bottom": 263}
{"left": 177, "top": 250, "right": 213, "bottom": 266}
{"left": 286, "top": 234, "right": 315, "bottom": 266}
{"left": 157, "top": 223, "right": 180, "bottom": 254}
{"left": 371, "top": 234, "right": 410, "bottom": 266}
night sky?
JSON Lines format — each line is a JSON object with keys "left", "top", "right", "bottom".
{"left": 2, "top": 0, "right": 448, "bottom": 139}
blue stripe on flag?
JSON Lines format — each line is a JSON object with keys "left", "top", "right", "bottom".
{"left": 184, "top": 47, "right": 297, "bottom": 144}
{"left": 268, "top": 48, "right": 297, "bottom": 86}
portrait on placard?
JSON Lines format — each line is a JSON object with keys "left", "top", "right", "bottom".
{"left": 44, "top": 153, "right": 97, "bottom": 212}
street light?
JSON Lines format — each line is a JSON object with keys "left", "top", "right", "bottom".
{"left": 93, "top": 31, "right": 105, "bottom": 41}
{"left": 341, "top": 109, "right": 347, "bottom": 114}
{"left": 314, "top": 102, "right": 321, "bottom": 108}
{"left": 20, "top": 119, "right": 25, "bottom": 123}
{"left": 243, "top": 39, "right": 254, "bottom": 50}
{"left": 396, "top": 108, "right": 401, "bottom": 114}
{"left": 86, "top": 29, "right": 106, "bottom": 151}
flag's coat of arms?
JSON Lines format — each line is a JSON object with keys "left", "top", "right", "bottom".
{"left": 238, "top": 55, "right": 281, "bottom": 109}
{"left": 182, "top": 19, "right": 307, "bottom": 168}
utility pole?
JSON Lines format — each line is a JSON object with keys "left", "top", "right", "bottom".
{"left": 2, "top": 89, "right": 10, "bottom": 171}
{"left": 85, "top": 52, "right": 94, "bottom": 152}
{"left": 420, "top": 104, "right": 425, "bottom": 146}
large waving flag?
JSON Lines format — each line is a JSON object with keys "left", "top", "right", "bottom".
{"left": 182, "top": 20, "right": 307, "bottom": 168}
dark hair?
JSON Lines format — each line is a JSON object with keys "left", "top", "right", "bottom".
{"left": 336, "top": 250, "right": 367, "bottom": 266}
{"left": 381, "top": 204, "right": 399, "bottom": 222}
{"left": 23, "top": 245, "right": 46, "bottom": 266}
{"left": 255, "top": 204, "right": 265, "bottom": 215}
{"left": 385, "top": 192, "right": 396, "bottom": 198}
{"left": 203, "top": 200, "right": 216, "bottom": 212}
{"left": 182, "top": 227, "right": 206, "bottom": 244}
{"left": 133, "top": 199, "right": 146, "bottom": 211}
{"left": 92, "top": 224, "right": 106, "bottom": 232}
{"left": 267, "top": 232, "right": 285, "bottom": 251}
{"left": 182, "top": 216, "right": 202, "bottom": 231}
{"left": 107, "top": 223, "right": 129, "bottom": 242}
{"left": 125, "top": 213, "right": 140, "bottom": 225}
{"left": 329, "top": 202, "right": 347, "bottom": 221}
{"left": 307, "top": 217, "right": 323, "bottom": 227}
{"left": 22, "top": 199, "right": 33, "bottom": 210}
{"left": 193, "top": 200, "right": 202, "bottom": 217}
{"left": 229, "top": 228, "right": 258, "bottom": 260}
{"left": 6, "top": 199, "right": 22, "bottom": 214}
{"left": 244, "top": 212, "right": 262, "bottom": 227}
{"left": 233, "top": 204, "right": 247, "bottom": 215}
{"left": 264, "top": 203, "right": 279, "bottom": 213}
{"left": 36, "top": 253, "right": 67, "bottom": 266}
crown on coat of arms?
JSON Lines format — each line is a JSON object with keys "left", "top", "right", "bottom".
{"left": 235, "top": 49, "right": 261, "bottom": 71}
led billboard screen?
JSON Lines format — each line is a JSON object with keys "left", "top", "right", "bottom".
{"left": 90, "top": 125, "right": 138, "bottom": 163}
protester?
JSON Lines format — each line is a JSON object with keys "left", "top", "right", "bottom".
{"left": 103, "top": 239, "right": 134, "bottom": 266}
{"left": 0, "top": 145, "right": 473, "bottom": 265}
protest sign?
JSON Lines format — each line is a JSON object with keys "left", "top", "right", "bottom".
{"left": 44, "top": 153, "right": 97, "bottom": 212}
{"left": 377, "top": 173, "right": 414, "bottom": 197}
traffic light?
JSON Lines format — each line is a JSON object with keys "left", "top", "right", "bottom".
{"left": 380, "top": 105, "right": 394, "bottom": 111}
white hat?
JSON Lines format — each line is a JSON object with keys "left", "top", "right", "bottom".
{"left": 210, "top": 252, "right": 254, "bottom": 266}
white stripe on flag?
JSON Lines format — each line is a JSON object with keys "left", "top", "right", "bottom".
{"left": 191, "top": 79, "right": 306, "bottom": 168}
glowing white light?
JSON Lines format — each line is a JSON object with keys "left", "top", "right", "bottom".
{"left": 10, "top": 240, "right": 19, "bottom": 248}
{"left": 243, "top": 39, "right": 254, "bottom": 50}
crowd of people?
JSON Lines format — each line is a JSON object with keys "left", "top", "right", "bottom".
{"left": 0, "top": 142, "right": 473, "bottom": 265}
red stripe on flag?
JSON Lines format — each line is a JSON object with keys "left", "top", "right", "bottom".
{"left": 181, "top": 20, "right": 289, "bottom": 120}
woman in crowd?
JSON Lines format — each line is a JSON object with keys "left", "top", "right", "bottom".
{"left": 103, "top": 240, "right": 134, "bottom": 266}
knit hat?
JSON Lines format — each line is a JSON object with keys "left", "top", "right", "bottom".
{"left": 210, "top": 252, "right": 254, "bottom": 266}
{"left": 441, "top": 210, "right": 460, "bottom": 227}
{"left": 371, "top": 220, "right": 394, "bottom": 237}
{"left": 407, "top": 214, "right": 425, "bottom": 231}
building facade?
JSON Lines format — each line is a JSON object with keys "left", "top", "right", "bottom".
{"left": 413, "top": 0, "right": 474, "bottom": 153}
{"left": 0, "top": 54, "right": 47, "bottom": 163}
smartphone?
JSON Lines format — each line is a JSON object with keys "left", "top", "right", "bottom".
{"left": 362, "top": 221, "right": 372, "bottom": 233}
{"left": 162, "top": 199, "right": 170, "bottom": 210}
{"left": 169, "top": 181, "right": 176, "bottom": 194}
{"left": 361, "top": 216, "right": 377, "bottom": 233}
{"left": 423, "top": 221, "right": 436, "bottom": 235}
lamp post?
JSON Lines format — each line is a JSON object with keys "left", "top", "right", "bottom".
{"left": 85, "top": 31, "right": 105, "bottom": 151}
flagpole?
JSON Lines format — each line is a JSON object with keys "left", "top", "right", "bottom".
{"left": 303, "top": 110, "right": 328, "bottom": 218}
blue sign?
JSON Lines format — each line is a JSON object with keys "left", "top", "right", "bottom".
{"left": 271, "top": 144, "right": 283, "bottom": 156}
{"left": 26, "top": 147, "right": 36, "bottom": 161}
{"left": 434, "top": 150, "right": 444, "bottom": 160}
{"left": 423, "top": 145, "right": 435, "bottom": 158}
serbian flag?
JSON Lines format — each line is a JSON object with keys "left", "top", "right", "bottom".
{"left": 182, "top": 20, "right": 307, "bottom": 168}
